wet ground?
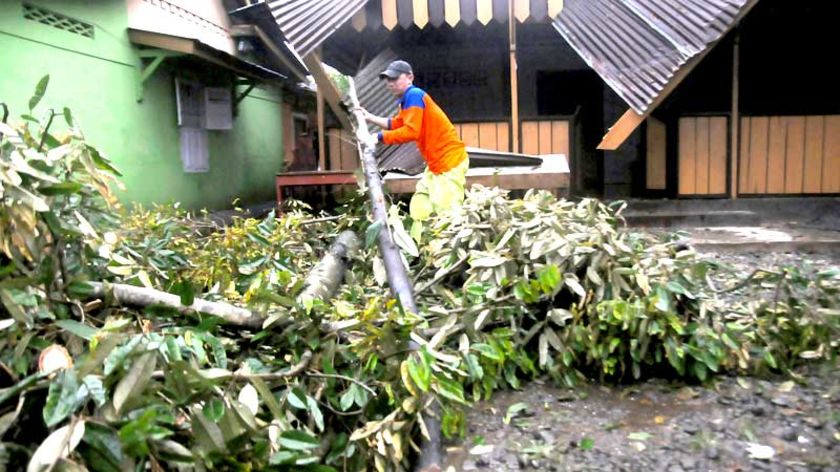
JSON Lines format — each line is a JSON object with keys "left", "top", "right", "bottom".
{"left": 443, "top": 251, "right": 840, "bottom": 472}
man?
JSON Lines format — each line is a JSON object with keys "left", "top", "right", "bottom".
{"left": 358, "top": 60, "right": 469, "bottom": 227}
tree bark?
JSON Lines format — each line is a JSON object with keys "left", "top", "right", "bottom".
{"left": 298, "top": 230, "right": 360, "bottom": 304}
{"left": 87, "top": 281, "right": 264, "bottom": 328}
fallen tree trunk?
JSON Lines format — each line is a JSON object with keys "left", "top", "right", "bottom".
{"left": 87, "top": 281, "right": 264, "bottom": 328}
{"left": 86, "top": 231, "right": 360, "bottom": 330}
{"left": 297, "top": 230, "right": 360, "bottom": 304}
{"left": 347, "top": 81, "right": 442, "bottom": 472}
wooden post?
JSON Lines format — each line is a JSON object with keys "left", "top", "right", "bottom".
{"left": 729, "top": 27, "right": 740, "bottom": 199}
{"left": 347, "top": 81, "right": 441, "bottom": 472}
{"left": 509, "top": 0, "right": 519, "bottom": 153}
{"left": 317, "top": 88, "right": 326, "bottom": 171}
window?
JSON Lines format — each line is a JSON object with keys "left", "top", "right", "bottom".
{"left": 175, "top": 78, "right": 208, "bottom": 173}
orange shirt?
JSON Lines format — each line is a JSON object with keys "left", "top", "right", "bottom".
{"left": 378, "top": 86, "right": 466, "bottom": 174}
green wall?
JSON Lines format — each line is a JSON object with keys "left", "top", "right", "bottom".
{"left": 0, "top": 0, "right": 285, "bottom": 210}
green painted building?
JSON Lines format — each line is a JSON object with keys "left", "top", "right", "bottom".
{"left": 0, "top": 0, "right": 303, "bottom": 209}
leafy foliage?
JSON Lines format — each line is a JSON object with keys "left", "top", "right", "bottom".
{"left": 0, "top": 79, "right": 837, "bottom": 471}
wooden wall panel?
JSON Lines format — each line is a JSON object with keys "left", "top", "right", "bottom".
{"left": 695, "top": 117, "right": 710, "bottom": 194}
{"left": 521, "top": 121, "right": 539, "bottom": 155}
{"left": 823, "top": 116, "right": 840, "bottom": 193}
{"left": 784, "top": 117, "right": 805, "bottom": 194}
{"left": 460, "top": 123, "right": 480, "bottom": 147}
{"left": 803, "top": 116, "right": 825, "bottom": 193}
{"left": 739, "top": 117, "right": 751, "bottom": 193}
{"left": 551, "top": 121, "right": 569, "bottom": 159}
{"left": 737, "top": 114, "right": 839, "bottom": 195}
{"left": 520, "top": 120, "right": 569, "bottom": 156}
{"left": 709, "top": 117, "right": 728, "bottom": 194}
{"left": 766, "top": 116, "right": 786, "bottom": 193}
{"left": 678, "top": 117, "right": 696, "bottom": 195}
{"left": 646, "top": 118, "right": 666, "bottom": 190}
{"left": 497, "top": 122, "right": 510, "bottom": 152}
{"left": 478, "top": 122, "right": 498, "bottom": 150}
{"left": 538, "top": 121, "right": 552, "bottom": 155}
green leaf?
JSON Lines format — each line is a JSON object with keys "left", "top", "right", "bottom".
{"left": 40, "top": 182, "right": 83, "bottom": 196}
{"left": 537, "top": 264, "right": 561, "bottom": 295}
{"left": 270, "top": 451, "right": 299, "bottom": 465}
{"left": 433, "top": 376, "right": 467, "bottom": 405}
{"left": 55, "top": 320, "right": 97, "bottom": 340}
{"left": 580, "top": 437, "right": 594, "bottom": 450}
{"left": 0, "top": 288, "right": 33, "bottom": 327}
{"left": 279, "top": 430, "right": 320, "bottom": 450}
{"left": 665, "top": 281, "right": 694, "bottom": 299}
{"left": 365, "top": 220, "right": 384, "bottom": 249}
{"left": 63, "top": 107, "right": 73, "bottom": 126}
{"left": 191, "top": 410, "right": 225, "bottom": 454}
{"left": 112, "top": 352, "right": 156, "bottom": 415}
{"left": 503, "top": 402, "right": 529, "bottom": 424}
{"left": 84, "top": 144, "right": 121, "bottom": 176}
{"left": 763, "top": 350, "right": 778, "bottom": 369}
{"left": 79, "top": 423, "right": 124, "bottom": 472}
{"left": 203, "top": 399, "right": 225, "bottom": 422}
{"left": 287, "top": 388, "right": 307, "bottom": 409}
{"left": 339, "top": 388, "right": 355, "bottom": 411}
{"left": 171, "top": 279, "right": 194, "bottom": 306}
{"left": 204, "top": 334, "right": 227, "bottom": 369}
{"left": 693, "top": 362, "right": 708, "bottom": 381}
{"left": 81, "top": 375, "right": 107, "bottom": 407}
{"left": 29, "top": 75, "right": 50, "bottom": 111}
{"left": 471, "top": 343, "right": 502, "bottom": 361}
{"left": 43, "top": 370, "right": 81, "bottom": 427}
{"left": 407, "top": 356, "right": 430, "bottom": 392}
{"left": 627, "top": 432, "right": 651, "bottom": 441}
{"left": 307, "top": 395, "right": 324, "bottom": 432}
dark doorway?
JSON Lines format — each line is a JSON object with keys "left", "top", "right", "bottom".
{"left": 536, "top": 70, "right": 604, "bottom": 196}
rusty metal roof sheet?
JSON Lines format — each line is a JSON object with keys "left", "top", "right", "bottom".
{"left": 554, "top": 0, "right": 755, "bottom": 114}
{"left": 268, "top": 0, "right": 368, "bottom": 58}
{"left": 229, "top": 2, "right": 309, "bottom": 79}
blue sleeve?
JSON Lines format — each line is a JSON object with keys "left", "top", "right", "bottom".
{"left": 402, "top": 88, "right": 426, "bottom": 109}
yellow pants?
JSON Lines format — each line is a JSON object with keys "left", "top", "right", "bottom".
{"left": 409, "top": 155, "right": 469, "bottom": 222}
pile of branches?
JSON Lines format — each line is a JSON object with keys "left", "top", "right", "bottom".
{"left": 1, "top": 79, "right": 838, "bottom": 471}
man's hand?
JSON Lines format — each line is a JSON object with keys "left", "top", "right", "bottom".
{"left": 354, "top": 106, "right": 373, "bottom": 123}
{"left": 358, "top": 131, "right": 378, "bottom": 151}
{"left": 355, "top": 107, "right": 389, "bottom": 129}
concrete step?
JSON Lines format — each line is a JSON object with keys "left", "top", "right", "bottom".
{"left": 639, "top": 226, "right": 840, "bottom": 253}
{"left": 622, "top": 210, "right": 761, "bottom": 228}
{"left": 619, "top": 197, "right": 840, "bottom": 227}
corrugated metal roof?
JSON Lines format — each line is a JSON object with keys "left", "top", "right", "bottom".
{"left": 554, "top": 0, "right": 753, "bottom": 114}
{"left": 229, "top": 3, "right": 309, "bottom": 79}
{"left": 268, "top": 0, "right": 368, "bottom": 58}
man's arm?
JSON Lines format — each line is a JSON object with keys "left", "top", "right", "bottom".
{"left": 357, "top": 107, "right": 390, "bottom": 129}
{"left": 381, "top": 107, "right": 421, "bottom": 144}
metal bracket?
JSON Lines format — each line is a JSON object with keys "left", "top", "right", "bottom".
{"left": 135, "top": 49, "right": 183, "bottom": 102}
{"left": 234, "top": 79, "right": 257, "bottom": 108}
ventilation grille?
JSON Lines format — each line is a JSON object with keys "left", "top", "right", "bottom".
{"left": 23, "top": 4, "right": 94, "bottom": 38}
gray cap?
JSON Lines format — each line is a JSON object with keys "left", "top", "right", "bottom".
{"left": 379, "top": 60, "right": 413, "bottom": 79}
